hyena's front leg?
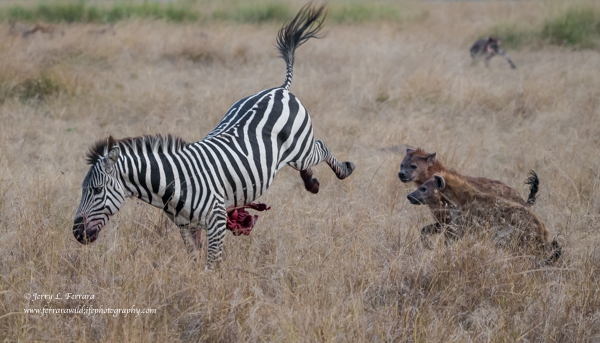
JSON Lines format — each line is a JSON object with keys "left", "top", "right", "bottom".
{"left": 421, "top": 222, "right": 442, "bottom": 235}
{"left": 179, "top": 226, "right": 202, "bottom": 260}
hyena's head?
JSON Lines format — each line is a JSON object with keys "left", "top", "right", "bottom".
{"left": 407, "top": 175, "right": 445, "bottom": 205}
{"left": 73, "top": 136, "right": 125, "bottom": 244}
{"left": 487, "top": 36, "right": 500, "bottom": 53}
{"left": 398, "top": 148, "right": 438, "bottom": 184}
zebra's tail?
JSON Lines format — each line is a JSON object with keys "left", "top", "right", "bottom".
{"left": 525, "top": 170, "right": 539, "bottom": 206}
{"left": 276, "top": 3, "right": 327, "bottom": 91}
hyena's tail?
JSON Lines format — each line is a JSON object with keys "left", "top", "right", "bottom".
{"left": 525, "top": 170, "right": 539, "bottom": 206}
{"left": 276, "top": 3, "right": 326, "bottom": 91}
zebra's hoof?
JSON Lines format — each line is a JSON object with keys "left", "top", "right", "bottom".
{"left": 309, "top": 178, "right": 319, "bottom": 193}
{"left": 339, "top": 161, "right": 355, "bottom": 179}
{"left": 305, "top": 178, "right": 319, "bottom": 194}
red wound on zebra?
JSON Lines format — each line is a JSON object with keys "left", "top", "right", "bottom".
{"left": 226, "top": 203, "right": 271, "bottom": 236}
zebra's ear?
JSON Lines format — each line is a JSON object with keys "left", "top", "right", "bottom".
{"left": 104, "top": 146, "right": 120, "bottom": 170}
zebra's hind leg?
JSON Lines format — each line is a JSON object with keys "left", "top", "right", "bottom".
{"left": 314, "top": 140, "right": 355, "bottom": 180}
{"left": 296, "top": 140, "right": 354, "bottom": 194}
{"left": 300, "top": 168, "right": 320, "bottom": 194}
{"left": 205, "top": 206, "right": 228, "bottom": 270}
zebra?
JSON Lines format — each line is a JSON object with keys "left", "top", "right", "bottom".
{"left": 72, "top": 4, "right": 355, "bottom": 268}
{"left": 470, "top": 36, "right": 517, "bottom": 69}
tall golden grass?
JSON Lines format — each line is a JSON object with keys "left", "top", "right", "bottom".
{"left": 1, "top": 1, "right": 599, "bottom": 341}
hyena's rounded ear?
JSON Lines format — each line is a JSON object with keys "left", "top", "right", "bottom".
{"left": 406, "top": 148, "right": 414, "bottom": 155}
{"left": 434, "top": 174, "right": 445, "bottom": 190}
{"left": 426, "top": 153, "right": 437, "bottom": 166}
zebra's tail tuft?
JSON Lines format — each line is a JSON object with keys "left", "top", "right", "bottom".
{"left": 276, "top": 3, "right": 327, "bottom": 91}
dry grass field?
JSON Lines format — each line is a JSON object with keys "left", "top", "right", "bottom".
{"left": 1, "top": 0, "right": 600, "bottom": 341}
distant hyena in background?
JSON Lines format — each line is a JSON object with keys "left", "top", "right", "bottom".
{"left": 470, "top": 36, "right": 516, "bottom": 69}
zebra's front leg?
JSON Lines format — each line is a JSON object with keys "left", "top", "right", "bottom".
{"left": 205, "top": 206, "right": 228, "bottom": 270}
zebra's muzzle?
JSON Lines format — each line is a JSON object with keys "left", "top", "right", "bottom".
{"left": 73, "top": 216, "right": 100, "bottom": 244}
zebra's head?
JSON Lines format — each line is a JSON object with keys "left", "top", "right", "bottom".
{"left": 73, "top": 136, "right": 125, "bottom": 244}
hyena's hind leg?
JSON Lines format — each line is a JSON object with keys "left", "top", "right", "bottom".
{"left": 179, "top": 226, "right": 203, "bottom": 260}
{"left": 297, "top": 140, "right": 355, "bottom": 194}
{"left": 484, "top": 54, "right": 494, "bottom": 67}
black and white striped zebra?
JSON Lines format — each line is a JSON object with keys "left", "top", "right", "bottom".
{"left": 72, "top": 4, "right": 355, "bottom": 268}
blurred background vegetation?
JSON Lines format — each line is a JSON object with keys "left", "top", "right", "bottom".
{"left": 1, "top": 1, "right": 599, "bottom": 48}
{"left": 0, "top": 0, "right": 409, "bottom": 25}
{"left": 486, "top": 5, "right": 600, "bottom": 49}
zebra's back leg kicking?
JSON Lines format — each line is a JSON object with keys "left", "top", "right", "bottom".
{"left": 316, "top": 140, "right": 355, "bottom": 180}
{"left": 300, "top": 168, "right": 320, "bottom": 194}
{"left": 297, "top": 140, "right": 355, "bottom": 194}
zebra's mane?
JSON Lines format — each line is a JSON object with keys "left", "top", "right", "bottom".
{"left": 86, "top": 134, "right": 188, "bottom": 165}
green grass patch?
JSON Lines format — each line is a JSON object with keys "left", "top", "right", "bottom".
{"left": 487, "top": 6, "right": 600, "bottom": 50}
{"left": 485, "top": 23, "right": 537, "bottom": 50}
{"left": 212, "top": 2, "right": 291, "bottom": 23}
{"left": 1, "top": 1, "right": 408, "bottom": 25}
{"left": 2, "top": 2, "right": 199, "bottom": 24}
{"left": 16, "top": 75, "right": 63, "bottom": 102}
{"left": 0, "top": 74, "right": 63, "bottom": 104}
{"left": 328, "top": 3, "right": 401, "bottom": 24}
{"left": 541, "top": 7, "right": 600, "bottom": 48}
{"left": 211, "top": 1, "right": 405, "bottom": 24}
{"left": 101, "top": 3, "right": 199, "bottom": 23}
